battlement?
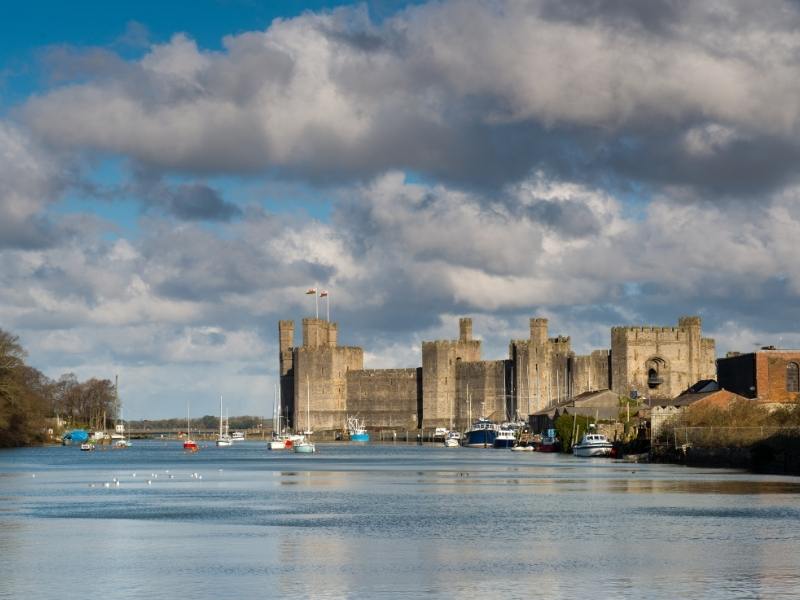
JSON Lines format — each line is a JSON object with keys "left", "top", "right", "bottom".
{"left": 678, "top": 315, "right": 702, "bottom": 329}
{"left": 302, "top": 317, "right": 337, "bottom": 348}
{"left": 350, "top": 368, "right": 418, "bottom": 378}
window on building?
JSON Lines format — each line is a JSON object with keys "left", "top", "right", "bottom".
{"left": 787, "top": 362, "right": 799, "bottom": 392}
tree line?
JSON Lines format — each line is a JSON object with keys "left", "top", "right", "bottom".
{"left": 0, "top": 329, "right": 118, "bottom": 447}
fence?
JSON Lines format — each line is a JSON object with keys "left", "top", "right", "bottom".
{"left": 661, "top": 426, "right": 800, "bottom": 449}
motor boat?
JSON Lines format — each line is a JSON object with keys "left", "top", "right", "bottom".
{"left": 347, "top": 415, "right": 370, "bottom": 442}
{"left": 493, "top": 426, "right": 516, "bottom": 449}
{"left": 572, "top": 432, "right": 613, "bottom": 457}
{"left": 463, "top": 418, "right": 498, "bottom": 448}
{"left": 444, "top": 431, "right": 461, "bottom": 447}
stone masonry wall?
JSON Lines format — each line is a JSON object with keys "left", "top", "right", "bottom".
{"left": 346, "top": 368, "right": 420, "bottom": 429}
{"left": 611, "top": 316, "right": 716, "bottom": 401}
{"left": 421, "top": 318, "right": 482, "bottom": 429}
{"left": 293, "top": 345, "right": 363, "bottom": 433}
{"left": 572, "top": 350, "right": 611, "bottom": 397}
{"left": 455, "top": 360, "right": 508, "bottom": 430}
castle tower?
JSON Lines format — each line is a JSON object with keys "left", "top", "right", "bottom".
{"left": 421, "top": 318, "right": 481, "bottom": 429}
{"left": 293, "top": 318, "right": 363, "bottom": 433}
{"left": 530, "top": 318, "right": 548, "bottom": 347}
{"left": 611, "top": 316, "right": 715, "bottom": 401}
{"left": 303, "top": 318, "right": 337, "bottom": 348}
{"left": 278, "top": 320, "right": 295, "bottom": 427}
{"left": 459, "top": 318, "right": 473, "bottom": 342}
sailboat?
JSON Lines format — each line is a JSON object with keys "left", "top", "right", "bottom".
{"left": 268, "top": 383, "right": 288, "bottom": 450}
{"left": 216, "top": 395, "right": 232, "bottom": 447}
{"left": 114, "top": 408, "right": 131, "bottom": 448}
{"left": 183, "top": 402, "right": 199, "bottom": 452}
{"left": 293, "top": 377, "right": 316, "bottom": 453}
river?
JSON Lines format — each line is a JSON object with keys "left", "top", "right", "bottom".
{"left": 1, "top": 441, "right": 799, "bottom": 599}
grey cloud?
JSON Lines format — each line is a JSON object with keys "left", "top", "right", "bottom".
{"left": 19, "top": 1, "right": 800, "bottom": 197}
{"left": 167, "top": 183, "right": 242, "bottom": 221}
{"left": 524, "top": 198, "right": 602, "bottom": 238}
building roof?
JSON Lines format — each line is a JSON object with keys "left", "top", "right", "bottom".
{"left": 532, "top": 389, "right": 619, "bottom": 420}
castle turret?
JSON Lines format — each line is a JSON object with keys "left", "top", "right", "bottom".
{"left": 459, "top": 318, "right": 473, "bottom": 342}
{"left": 278, "top": 320, "right": 295, "bottom": 427}
{"left": 530, "top": 318, "right": 548, "bottom": 347}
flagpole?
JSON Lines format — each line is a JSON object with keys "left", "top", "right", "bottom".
{"left": 327, "top": 292, "right": 330, "bottom": 322}
{"left": 315, "top": 282, "right": 319, "bottom": 319}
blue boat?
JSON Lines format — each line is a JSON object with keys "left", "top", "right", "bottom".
{"left": 492, "top": 426, "right": 516, "bottom": 448}
{"left": 463, "top": 418, "right": 498, "bottom": 448}
{"left": 62, "top": 429, "right": 89, "bottom": 445}
{"left": 347, "top": 416, "right": 370, "bottom": 442}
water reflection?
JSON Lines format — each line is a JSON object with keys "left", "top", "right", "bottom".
{"left": 0, "top": 442, "right": 799, "bottom": 599}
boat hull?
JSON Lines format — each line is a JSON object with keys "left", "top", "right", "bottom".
{"left": 463, "top": 429, "right": 497, "bottom": 448}
{"left": 183, "top": 441, "right": 199, "bottom": 452}
{"left": 350, "top": 432, "right": 369, "bottom": 442}
{"left": 572, "top": 444, "right": 613, "bottom": 457}
{"left": 267, "top": 440, "right": 287, "bottom": 450}
{"left": 293, "top": 443, "right": 316, "bottom": 454}
{"left": 493, "top": 437, "right": 516, "bottom": 449}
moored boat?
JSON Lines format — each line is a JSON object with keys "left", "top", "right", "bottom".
{"left": 572, "top": 432, "right": 613, "bottom": 457}
{"left": 463, "top": 418, "right": 498, "bottom": 448}
{"left": 293, "top": 439, "right": 316, "bottom": 453}
{"left": 493, "top": 426, "right": 516, "bottom": 448}
{"left": 216, "top": 397, "right": 233, "bottom": 447}
{"left": 537, "top": 429, "right": 560, "bottom": 452}
{"left": 444, "top": 431, "right": 460, "bottom": 447}
{"left": 183, "top": 402, "right": 199, "bottom": 452}
{"left": 347, "top": 415, "right": 370, "bottom": 442}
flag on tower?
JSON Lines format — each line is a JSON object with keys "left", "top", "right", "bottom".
{"left": 319, "top": 290, "right": 328, "bottom": 297}
{"left": 305, "top": 288, "right": 317, "bottom": 295}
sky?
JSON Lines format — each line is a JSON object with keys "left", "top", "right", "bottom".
{"left": 3, "top": 0, "right": 800, "bottom": 419}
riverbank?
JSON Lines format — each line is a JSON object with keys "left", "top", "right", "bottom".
{"left": 651, "top": 434, "right": 800, "bottom": 475}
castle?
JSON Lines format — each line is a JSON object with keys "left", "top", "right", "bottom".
{"left": 278, "top": 316, "right": 716, "bottom": 434}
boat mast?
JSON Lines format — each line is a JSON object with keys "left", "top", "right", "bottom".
{"left": 219, "top": 395, "right": 223, "bottom": 438}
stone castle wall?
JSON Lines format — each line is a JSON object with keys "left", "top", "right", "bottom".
{"left": 346, "top": 368, "right": 420, "bottom": 429}
{"left": 611, "top": 316, "right": 716, "bottom": 401}
{"left": 421, "top": 318, "right": 482, "bottom": 429}
{"left": 573, "top": 350, "right": 611, "bottom": 397}
{"left": 279, "top": 313, "right": 716, "bottom": 432}
{"left": 454, "top": 360, "right": 508, "bottom": 430}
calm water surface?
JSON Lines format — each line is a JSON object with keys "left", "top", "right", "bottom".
{"left": 1, "top": 441, "right": 799, "bottom": 599}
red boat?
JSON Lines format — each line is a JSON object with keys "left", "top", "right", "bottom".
{"left": 537, "top": 429, "right": 560, "bottom": 452}
{"left": 183, "top": 402, "right": 199, "bottom": 452}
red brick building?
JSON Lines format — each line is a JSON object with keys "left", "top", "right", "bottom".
{"left": 716, "top": 349, "right": 800, "bottom": 405}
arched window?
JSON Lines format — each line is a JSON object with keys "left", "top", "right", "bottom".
{"left": 787, "top": 362, "right": 799, "bottom": 392}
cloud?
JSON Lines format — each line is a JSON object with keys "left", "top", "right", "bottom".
{"left": 18, "top": 1, "right": 800, "bottom": 195}
{"left": 0, "top": 122, "right": 67, "bottom": 249}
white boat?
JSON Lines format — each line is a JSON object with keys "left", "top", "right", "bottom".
{"left": 80, "top": 442, "right": 95, "bottom": 451}
{"left": 267, "top": 437, "right": 287, "bottom": 450}
{"left": 231, "top": 431, "right": 245, "bottom": 442}
{"left": 293, "top": 440, "right": 316, "bottom": 453}
{"left": 293, "top": 377, "right": 316, "bottom": 453}
{"left": 572, "top": 433, "right": 614, "bottom": 457}
{"left": 113, "top": 405, "right": 131, "bottom": 448}
{"left": 443, "top": 430, "right": 461, "bottom": 447}
{"left": 216, "top": 396, "right": 232, "bottom": 447}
